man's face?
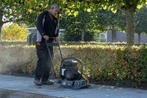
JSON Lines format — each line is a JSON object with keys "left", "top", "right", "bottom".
{"left": 52, "top": 8, "right": 60, "bottom": 16}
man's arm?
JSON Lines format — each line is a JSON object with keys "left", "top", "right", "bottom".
{"left": 36, "top": 11, "right": 46, "bottom": 36}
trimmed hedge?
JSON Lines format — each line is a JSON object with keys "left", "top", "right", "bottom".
{"left": 0, "top": 44, "right": 147, "bottom": 88}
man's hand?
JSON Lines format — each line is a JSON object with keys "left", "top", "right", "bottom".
{"left": 54, "top": 37, "right": 59, "bottom": 42}
{"left": 43, "top": 35, "right": 49, "bottom": 41}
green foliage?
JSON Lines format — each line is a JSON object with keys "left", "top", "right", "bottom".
{"left": 2, "top": 43, "right": 147, "bottom": 87}
{"left": 87, "top": 0, "right": 147, "bottom": 10}
{"left": 0, "top": 0, "right": 62, "bottom": 26}
{"left": 60, "top": 8, "right": 126, "bottom": 41}
{"left": 76, "top": 0, "right": 147, "bottom": 45}
{"left": 135, "top": 48, "right": 147, "bottom": 81}
{"left": 60, "top": 11, "right": 96, "bottom": 41}
{"left": 89, "top": 46, "right": 147, "bottom": 83}
{"left": 60, "top": 44, "right": 147, "bottom": 84}
{"left": 96, "top": 9, "right": 125, "bottom": 31}
{"left": 2, "top": 23, "right": 28, "bottom": 41}
{"left": 136, "top": 5, "right": 147, "bottom": 34}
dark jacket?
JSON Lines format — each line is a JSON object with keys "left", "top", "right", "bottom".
{"left": 36, "top": 10, "right": 58, "bottom": 42}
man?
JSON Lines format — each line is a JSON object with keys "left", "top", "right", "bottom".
{"left": 34, "top": 4, "right": 60, "bottom": 86}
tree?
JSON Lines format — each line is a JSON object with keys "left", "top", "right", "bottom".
{"left": 0, "top": 0, "right": 17, "bottom": 40}
{"left": 135, "top": 5, "right": 147, "bottom": 43}
{"left": 60, "top": 1, "right": 126, "bottom": 42}
{"left": 60, "top": 11, "right": 96, "bottom": 41}
{"left": 60, "top": 1, "right": 97, "bottom": 41}
{"left": 71, "top": 0, "right": 147, "bottom": 45}
{"left": 0, "top": 0, "right": 30, "bottom": 40}
{"left": 0, "top": 0, "right": 62, "bottom": 40}
{"left": 96, "top": 10, "right": 125, "bottom": 42}
{"left": 2, "top": 23, "right": 28, "bottom": 40}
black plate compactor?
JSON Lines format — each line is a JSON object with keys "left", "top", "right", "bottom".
{"left": 46, "top": 42, "right": 89, "bottom": 89}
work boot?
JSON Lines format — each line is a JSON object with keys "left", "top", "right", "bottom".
{"left": 34, "top": 79, "right": 42, "bottom": 86}
{"left": 42, "top": 80, "right": 54, "bottom": 85}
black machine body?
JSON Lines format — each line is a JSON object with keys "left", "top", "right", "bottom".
{"left": 59, "top": 58, "right": 89, "bottom": 89}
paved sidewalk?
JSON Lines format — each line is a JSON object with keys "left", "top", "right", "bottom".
{"left": 0, "top": 88, "right": 58, "bottom": 98}
{"left": 0, "top": 75, "right": 147, "bottom": 98}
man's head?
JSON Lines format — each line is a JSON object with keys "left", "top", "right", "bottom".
{"left": 49, "top": 4, "right": 60, "bottom": 16}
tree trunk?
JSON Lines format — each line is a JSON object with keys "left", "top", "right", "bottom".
{"left": 138, "top": 33, "right": 141, "bottom": 44}
{"left": 81, "top": 31, "right": 85, "bottom": 41}
{"left": 0, "top": 24, "right": 2, "bottom": 41}
{"left": 125, "top": 9, "right": 135, "bottom": 45}
{"left": 111, "top": 25, "right": 116, "bottom": 42}
{"left": 0, "top": 13, "right": 3, "bottom": 41}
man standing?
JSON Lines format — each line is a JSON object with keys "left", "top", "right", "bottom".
{"left": 34, "top": 4, "right": 60, "bottom": 86}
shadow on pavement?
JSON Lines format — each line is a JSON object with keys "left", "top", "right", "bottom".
{"left": 0, "top": 89, "right": 59, "bottom": 98}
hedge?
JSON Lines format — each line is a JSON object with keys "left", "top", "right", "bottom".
{"left": 0, "top": 44, "right": 147, "bottom": 88}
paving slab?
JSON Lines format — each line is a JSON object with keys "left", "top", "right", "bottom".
{"left": 0, "top": 75, "right": 147, "bottom": 98}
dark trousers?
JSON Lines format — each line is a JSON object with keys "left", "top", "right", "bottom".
{"left": 35, "top": 42, "right": 53, "bottom": 82}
